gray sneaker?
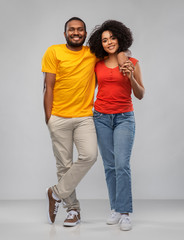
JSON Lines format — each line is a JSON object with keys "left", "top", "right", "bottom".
{"left": 106, "top": 210, "right": 121, "bottom": 225}
{"left": 119, "top": 214, "right": 132, "bottom": 231}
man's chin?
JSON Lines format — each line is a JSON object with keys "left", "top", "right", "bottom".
{"left": 66, "top": 38, "right": 86, "bottom": 48}
{"left": 71, "top": 41, "right": 83, "bottom": 46}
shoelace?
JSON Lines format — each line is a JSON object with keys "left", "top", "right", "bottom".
{"left": 66, "top": 210, "right": 78, "bottom": 220}
{"left": 62, "top": 200, "right": 66, "bottom": 206}
{"left": 110, "top": 211, "right": 118, "bottom": 219}
{"left": 119, "top": 215, "right": 130, "bottom": 224}
{"left": 53, "top": 202, "right": 60, "bottom": 215}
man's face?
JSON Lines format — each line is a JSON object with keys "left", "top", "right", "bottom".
{"left": 64, "top": 20, "right": 87, "bottom": 49}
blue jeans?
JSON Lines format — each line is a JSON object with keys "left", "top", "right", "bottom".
{"left": 93, "top": 110, "right": 135, "bottom": 213}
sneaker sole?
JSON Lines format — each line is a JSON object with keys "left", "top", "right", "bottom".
{"left": 120, "top": 225, "right": 132, "bottom": 231}
{"left": 63, "top": 219, "right": 81, "bottom": 227}
{"left": 106, "top": 218, "right": 121, "bottom": 225}
{"left": 106, "top": 221, "right": 120, "bottom": 225}
{"left": 46, "top": 188, "right": 53, "bottom": 224}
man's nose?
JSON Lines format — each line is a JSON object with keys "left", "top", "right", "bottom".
{"left": 73, "top": 29, "right": 79, "bottom": 34}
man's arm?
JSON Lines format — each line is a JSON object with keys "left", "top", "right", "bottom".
{"left": 43, "top": 72, "right": 56, "bottom": 124}
{"left": 117, "top": 51, "right": 129, "bottom": 67}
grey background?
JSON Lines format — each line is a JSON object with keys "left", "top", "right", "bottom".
{"left": 0, "top": 0, "right": 183, "bottom": 200}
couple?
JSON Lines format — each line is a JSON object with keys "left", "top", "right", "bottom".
{"left": 42, "top": 17, "right": 145, "bottom": 231}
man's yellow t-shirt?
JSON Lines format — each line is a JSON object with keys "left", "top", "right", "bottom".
{"left": 42, "top": 44, "right": 97, "bottom": 118}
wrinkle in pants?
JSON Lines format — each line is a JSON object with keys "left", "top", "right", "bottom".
{"left": 94, "top": 111, "right": 135, "bottom": 213}
{"left": 47, "top": 115, "right": 97, "bottom": 211}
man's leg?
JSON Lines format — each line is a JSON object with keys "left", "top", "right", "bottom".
{"left": 52, "top": 116, "right": 98, "bottom": 199}
{"left": 47, "top": 115, "right": 80, "bottom": 224}
{"left": 51, "top": 116, "right": 97, "bottom": 226}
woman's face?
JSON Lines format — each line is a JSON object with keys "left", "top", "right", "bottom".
{"left": 101, "top": 30, "right": 119, "bottom": 55}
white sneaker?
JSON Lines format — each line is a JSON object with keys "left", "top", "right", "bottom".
{"left": 63, "top": 210, "right": 81, "bottom": 227}
{"left": 119, "top": 214, "right": 132, "bottom": 231}
{"left": 106, "top": 210, "right": 121, "bottom": 225}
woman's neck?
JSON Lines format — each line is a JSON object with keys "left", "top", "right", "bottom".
{"left": 104, "top": 54, "right": 118, "bottom": 68}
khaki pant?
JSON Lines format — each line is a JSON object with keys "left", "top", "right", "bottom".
{"left": 47, "top": 115, "right": 98, "bottom": 211}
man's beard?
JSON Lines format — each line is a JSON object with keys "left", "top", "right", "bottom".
{"left": 65, "top": 35, "right": 86, "bottom": 47}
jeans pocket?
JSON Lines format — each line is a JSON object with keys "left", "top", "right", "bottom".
{"left": 121, "top": 112, "right": 135, "bottom": 127}
{"left": 121, "top": 111, "right": 134, "bottom": 117}
{"left": 93, "top": 110, "right": 103, "bottom": 119}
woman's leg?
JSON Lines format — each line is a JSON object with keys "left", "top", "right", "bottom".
{"left": 94, "top": 112, "right": 116, "bottom": 210}
{"left": 113, "top": 112, "right": 135, "bottom": 213}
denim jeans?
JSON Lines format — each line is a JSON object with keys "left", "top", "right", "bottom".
{"left": 93, "top": 110, "right": 135, "bottom": 213}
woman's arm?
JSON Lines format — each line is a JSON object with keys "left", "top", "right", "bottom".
{"left": 121, "top": 61, "right": 145, "bottom": 100}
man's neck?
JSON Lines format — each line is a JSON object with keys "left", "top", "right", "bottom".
{"left": 66, "top": 44, "right": 83, "bottom": 51}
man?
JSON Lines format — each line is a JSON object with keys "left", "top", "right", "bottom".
{"left": 42, "top": 17, "right": 127, "bottom": 227}
{"left": 42, "top": 17, "right": 98, "bottom": 227}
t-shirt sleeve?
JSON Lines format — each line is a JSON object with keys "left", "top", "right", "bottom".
{"left": 41, "top": 46, "right": 58, "bottom": 73}
{"left": 129, "top": 57, "right": 138, "bottom": 66}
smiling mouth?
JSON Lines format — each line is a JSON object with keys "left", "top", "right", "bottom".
{"left": 71, "top": 36, "right": 82, "bottom": 41}
{"left": 108, "top": 46, "right": 115, "bottom": 50}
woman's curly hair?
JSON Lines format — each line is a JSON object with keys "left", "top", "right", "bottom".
{"left": 87, "top": 20, "right": 133, "bottom": 59}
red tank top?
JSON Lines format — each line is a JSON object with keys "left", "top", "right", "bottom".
{"left": 94, "top": 57, "right": 138, "bottom": 114}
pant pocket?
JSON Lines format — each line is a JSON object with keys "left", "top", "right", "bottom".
{"left": 93, "top": 110, "right": 103, "bottom": 119}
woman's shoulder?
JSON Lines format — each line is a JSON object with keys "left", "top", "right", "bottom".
{"left": 129, "top": 57, "right": 139, "bottom": 65}
{"left": 95, "top": 60, "right": 105, "bottom": 72}
{"left": 95, "top": 59, "right": 105, "bottom": 67}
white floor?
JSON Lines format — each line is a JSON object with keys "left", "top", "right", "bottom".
{"left": 0, "top": 199, "right": 184, "bottom": 240}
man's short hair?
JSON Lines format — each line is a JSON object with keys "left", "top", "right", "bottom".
{"left": 64, "top": 17, "right": 86, "bottom": 32}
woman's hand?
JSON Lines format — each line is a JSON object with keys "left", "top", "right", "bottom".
{"left": 120, "top": 60, "right": 135, "bottom": 79}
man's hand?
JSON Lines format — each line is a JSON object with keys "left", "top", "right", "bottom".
{"left": 43, "top": 72, "right": 56, "bottom": 124}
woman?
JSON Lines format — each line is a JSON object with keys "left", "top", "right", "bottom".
{"left": 88, "top": 20, "right": 145, "bottom": 231}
